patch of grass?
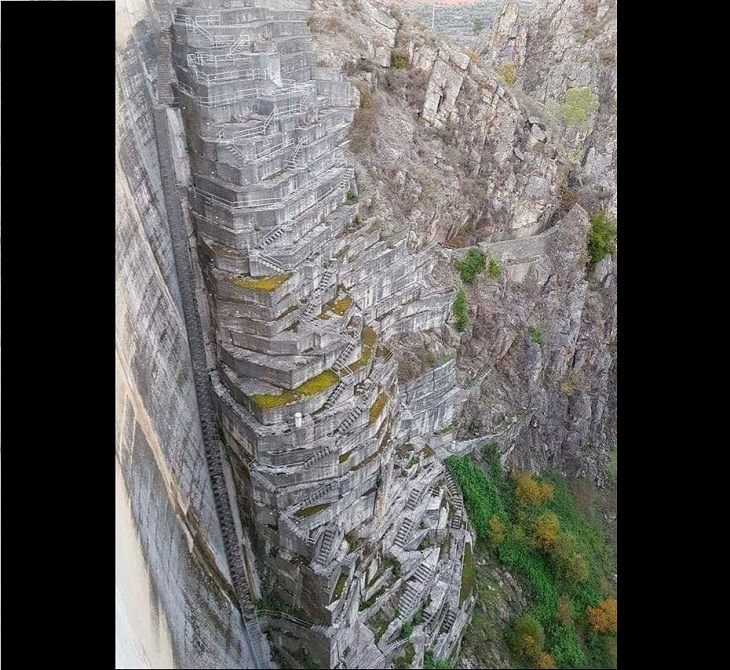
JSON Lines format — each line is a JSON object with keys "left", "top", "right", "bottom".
{"left": 587, "top": 211, "right": 617, "bottom": 270}
{"left": 439, "top": 423, "right": 455, "bottom": 435}
{"left": 497, "top": 61, "right": 516, "bottom": 85}
{"left": 391, "top": 49, "right": 409, "bottom": 69}
{"left": 453, "top": 289, "right": 468, "bottom": 332}
{"left": 424, "top": 650, "right": 452, "bottom": 669}
{"left": 488, "top": 257, "right": 501, "bottom": 279}
{"left": 369, "top": 392, "right": 388, "bottom": 424}
{"left": 294, "top": 502, "right": 331, "bottom": 519}
{"left": 369, "top": 610, "right": 390, "bottom": 641}
{"left": 459, "top": 542, "right": 475, "bottom": 606}
{"left": 226, "top": 273, "right": 291, "bottom": 292}
{"left": 346, "top": 325, "right": 377, "bottom": 374}
{"left": 346, "top": 189, "right": 358, "bottom": 204}
{"left": 457, "top": 248, "right": 487, "bottom": 283}
{"left": 395, "top": 643, "right": 415, "bottom": 668}
{"left": 252, "top": 369, "right": 339, "bottom": 408}
{"left": 561, "top": 87, "right": 599, "bottom": 130}
{"left": 339, "top": 451, "right": 351, "bottom": 464}
{"left": 331, "top": 572, "right": 348, "bottom": 602}
{"left": 529, "top": 325, "right": 544, "bottom": 345}
{"left": 319, "top": 294, "right": 353, "bottom": 319}
{"left": 400, "top": 620, "right": 414, "bottom": 639}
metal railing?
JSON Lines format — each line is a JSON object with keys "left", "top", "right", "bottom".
{"left": 189, "top": 52, "right": 252, "bottom": 67}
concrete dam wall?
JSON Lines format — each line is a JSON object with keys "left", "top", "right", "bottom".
{"left": 116, "top": 0, "right": 258, "bottom": 666}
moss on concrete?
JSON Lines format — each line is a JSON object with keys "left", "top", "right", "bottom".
{"left": 294, "top": 502, "right": 331, "bottom": 519}
{"left": 331, "top": 572, "right": 348, "bottom": 602}
{"left": 459, "top": 542, "right": 475, "bottom": 606}
{"left": 351, "top": 449, "right": 378, "bottom": 472}
{"left": 276, "top": 304, "right": 298, "bottom": 320}
{"left": 318, "top": 294, "right": 353, "bottom": 319}
{"left": 347, "top": 325, "right": 377, "bottom": 374}
{"left": 369, "top": 392, "right": 388, "bottom": 424}
{"left": 227, "top": 273, "right": 292, "bottom": 292}
{"left": 252, "top": 369, "right": 339, "bottom": 408}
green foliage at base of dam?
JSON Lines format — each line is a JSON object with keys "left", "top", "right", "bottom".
{"left": 446, "top": 449, "right": 616, "bottom": 669}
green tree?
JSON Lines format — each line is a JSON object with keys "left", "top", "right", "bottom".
{"left": 473, "top": 18, "right": 485, "bottom": 34}
{"left": 506, "top": 614, "right": 545, "bottom": 660}
{"left": 587, "top": 211, "right": 617, "bottom": 270}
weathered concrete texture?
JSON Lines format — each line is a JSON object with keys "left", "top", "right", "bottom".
{"left": 169, "top": 1, "right": 471, "bottom": 667}
{"left": 116, "top": 0, "right": 258, "bottom": 666}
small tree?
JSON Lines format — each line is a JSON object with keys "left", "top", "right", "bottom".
{"left": 488, "top": 515, "right": 505, "bottom": 545}
{"left": 533, "top": 512, "right": 560, "bottom": 551}
{"left": 587, "top": 598, "right": 617, "bottom": 634}
{"left": 472, "top": 18, "right": 485, "bottom": 34}
{"left": 552, "top": 533, "right": 589, "bottom": 583}
{"left": 506, "top": 614, "right": 545, "bottom": 660}
{"left": 514, "top": 472, "right": 554, "bottom": 507}
{"left": 535, "top": 651, "right": 557, "bottom": 669}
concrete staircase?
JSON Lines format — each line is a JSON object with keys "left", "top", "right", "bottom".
{"left": 405, "top": 487, "right": 423, "bottom": 511}
{"left": 394, "top": 518, "right": 414, "bottom": 548}
{"left": 397, "top": 564, "right": 433, "bottom": 619}
{"left": 301, "top": 267, "right": 336, "bottom": 318}
{"left": 336, "top": 402, "right": 364, "bottom": 436}
{"left": 313, "top": 526, "right": 337, "bottom": 565}
{"left": 445, "top": 471, "right": 464, "bottom": 529}
{"left": 259, "top": 223, "right": 291, "bottom": 250}
{"left": 286, "top": 138, "right": 308, "bottom": 170}
{"left": 323, "top": 380, "right": 346, "bottom": 410}
{"left": 296, "top": 479, "right": 338, "bottom": 510}
{"left": 332, "top": 339, "right": 357, "bottom": 373}
{"left": 440, "top": 608, "right": 456, "bottom": 635}
{"left": 157, "top": 26, "right": 176, "bottom": 106}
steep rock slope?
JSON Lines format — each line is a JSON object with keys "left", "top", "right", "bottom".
{"left": 311, "top": 0, "right": 616, "bottom": 482}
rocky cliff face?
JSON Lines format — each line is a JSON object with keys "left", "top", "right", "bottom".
{"left": 311, "top": 0, "right": 617, "bottom": 483}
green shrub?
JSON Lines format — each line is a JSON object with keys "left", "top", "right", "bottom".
{"left": 400, "top": 620, "right": 413, "bottom": 639}
{"left": 346, "top": 189, "right": 358, "bottom": 204}
{"left": 488, "top": 257, "right": 501, "bottom": 279}
{"left": 391, "top": 50, "right": 409, "bottom": 69}
{"left": 529, "top": 325, "right": 544, "bottom": 345}
{"left": 561, "top": 87, "right": 599, "bottom": 128}
{"left": 453, "top": 289, "right": 468, "bottom": 332}
{"left": 506, "top": 614, "right": 545, "bottom": 660}
{"left": 473, "top": 18, "right": 485, "bottom": 34}
{"left": 457, "top": 248, "right": 487, "bottom": 283}
{"left": 424, "top": 650, "right": 453, "bottom": 669}
{"left": 497, "top": 61, "right": 516, "bottom": 85}
{"left": 587, "top": 211, "right": 617, "bottom": 270}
